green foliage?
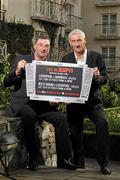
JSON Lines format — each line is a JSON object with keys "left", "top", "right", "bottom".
{"left": 0, "top": 22, "right": 34, "bottom": 108}
{"left": 84, "top": 107, "right": 120, "bottom": 135}
{"left": 105, "top": 107, "right": 120, "bottom": 134}
{"left": 0, "top": 54, "right": 12, "bottom": 109}
{"left": 0, "top": 22, "right": 34, "bottom": 62}
{"left": 83, "top": 119, "right": 96, "bottom": 132}
{"left": 108, "top": 77, "right": 120, "bottom": 106}
{"left": 101, "top": 85, "right": 120, "bottom": 108}
{"left": 115, "top": 83, "right": 120, "bottom": 93}
{"left": 58, "top": 103, "right": 120, "bottom": 135}
{"left": 58, "top": 103, "right": 66, "bottom": 112}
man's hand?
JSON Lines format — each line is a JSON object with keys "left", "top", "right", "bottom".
{"left": 16, "top": 60, "right": 27, "bottom": 76}
{"left": 49, "top": 101, "right": 58, "bottom": 107}
{"left": 93, "top": 67, "right": 100, "bottom": 80}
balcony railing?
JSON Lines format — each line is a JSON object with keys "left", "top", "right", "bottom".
{"left": 104, "top": 57, "right": 120, "bottom": 72}
{"left": 95, "top": 24, "right": 120, "bottom": 39}
{"left": 0, "top": 9, "right": 5, "bottom": 21}
{"left": 31, "top": 0, "right": 65, "bottom": 26}
{"left": 95, "top": 0, "right": 120, "bottom": 6}
{"left": 65, "top": 14, "right": 83, "bottom": 32}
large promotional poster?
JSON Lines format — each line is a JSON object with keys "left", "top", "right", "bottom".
{"left": 25, "top": 61, "right": 93, "bottom": 103}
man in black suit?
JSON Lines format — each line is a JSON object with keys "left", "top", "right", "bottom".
{"left": 4, "top": 34, "right": 76, "bottom": 170}
{"left": 61, "top": 29, "right": 111, "bottom": 174}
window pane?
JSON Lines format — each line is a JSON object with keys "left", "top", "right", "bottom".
{"left": 102, "top": 14, "right": 117, "bottom": 34}
{"left": 102, "top": 47, "right": 116, "bottom": 67}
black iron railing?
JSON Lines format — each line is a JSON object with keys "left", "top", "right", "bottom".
{"left": 31, "top": 0, "right": 65, "bottom": 26}
{"left": 65, "top": 14, "right": 83, "bottom": 31}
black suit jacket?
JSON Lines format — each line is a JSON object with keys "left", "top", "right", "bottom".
{"left": 61, "top": 50, "right": 108, "bottom": 109}
{"left": 4, "top": 54, "right": 55, "bottom": 117}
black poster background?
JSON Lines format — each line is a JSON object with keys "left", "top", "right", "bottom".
{"left": 35, "top": 64, "right": 83, "bottom": 98}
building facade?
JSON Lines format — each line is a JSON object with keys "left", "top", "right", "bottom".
{"left": 81, "top": 0, "right": 120, "bottom": 73}
{"left": 1, "top": 0, "right": 120, "bottom": 72}
{"left": 0, "top": 0, "right": 83, "bottom": 61}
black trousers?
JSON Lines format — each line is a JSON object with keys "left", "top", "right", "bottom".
{"left": 67, "top": 103, "right": 110, "bottom": 166}
{"left": 19, "top": 101, "right": 72, "bottom": 166}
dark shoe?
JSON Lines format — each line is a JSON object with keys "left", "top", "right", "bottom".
{"left": 57, "top": 158, "right": 77, "bottom": 170}
{"left": 74, "top": 158, "right": 85, "bottom": 169}
{"left": 26, "top": 157, "right": 38, "bottom": 170}
{"left": 64, "top": 159, "right": 77, "bottom": 170}
{"left": 76, "top": 160, "right": 85, "bottom": 169}
{"left": 76, "top": 164, "right": 85, "bottom": 169}
{"left": 100, "top": 165, "right": 111, "bottom": 175}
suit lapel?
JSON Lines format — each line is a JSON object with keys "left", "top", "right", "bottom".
{"left": 69, "top": 51, "right": 94, "bottom": 67}
{"left": 86, "top": 51, "right": 93, "bottom": 67}
{"left": 71, "top": 51, "right": 94, "bottom": 66}
{"left": 30, "top": 54, "right": 34, "bottom": 63}
{"left": 70, "top": 52, "right": 77, "bottom": 64}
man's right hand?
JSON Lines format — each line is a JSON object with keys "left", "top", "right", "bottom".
{"left": 16, "top": 60, "right": 27, "bottom": 76}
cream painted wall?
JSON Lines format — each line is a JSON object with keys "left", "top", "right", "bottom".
{"left": 4, "top": 0, "right": 82, "bottom": 28}
{"left": 73, "top": 0, "right": 82, "bottom": 18}
{"left": 81, "top": 0, "right": 120, "bottom": 57}
{"left": 5, "top": 0, "right": 31, "bottom": 24}
{"left": 3, "top": 0, "right": 82, "bottom": 51}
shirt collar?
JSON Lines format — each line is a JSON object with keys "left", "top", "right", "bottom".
{"left": 74, "top": 49, "right": 87, "bottom": 65}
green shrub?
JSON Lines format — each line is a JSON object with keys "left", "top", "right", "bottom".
{"left": 84, "top": 107, "right": 120, "bottom": 135}
{"left": 0, "top": 22, "right": 34, "bottom": 63}
{"left": 101, "top": 85, "right": 119, "bottom": 108}
{"left": 0, "top": 22, "right": 34, "bottom": 109}
{"left": 105, "top": 107, "right": 120, "bottom": 134}
{"left": 0, "top": 54, "right": 12, "bottom": 109}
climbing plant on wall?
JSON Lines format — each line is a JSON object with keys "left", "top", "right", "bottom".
{"left": 0, "top": 22, "right": 34, "bottom": 108}
{"left": 0, "top": 22, "right": 34, "bottom": 63}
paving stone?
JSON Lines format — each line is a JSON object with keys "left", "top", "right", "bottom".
{"left": 0, "top": 159, "right": 119, "bottom": 180}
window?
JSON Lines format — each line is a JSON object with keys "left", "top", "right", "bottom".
{"left": 36, "top": 0, "right": 46, "bottom": 16}
{"left": 102, "top": 14, "right": 117, "bottom": 35}
{"left": 102, "top": 47, "right": 116, "bottom": 67}
{"left": 49, "top": 0, "right": 58, "bottom": 19}
{"left": 65, "top": 3, "right": 74, "bottom": 27}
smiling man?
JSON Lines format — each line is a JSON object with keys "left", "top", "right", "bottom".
{"left": 61, "top": 29, "right": 111, "bottom": 175}
{"left": 4, "top": 33, "right": 76, "bottom": 171}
